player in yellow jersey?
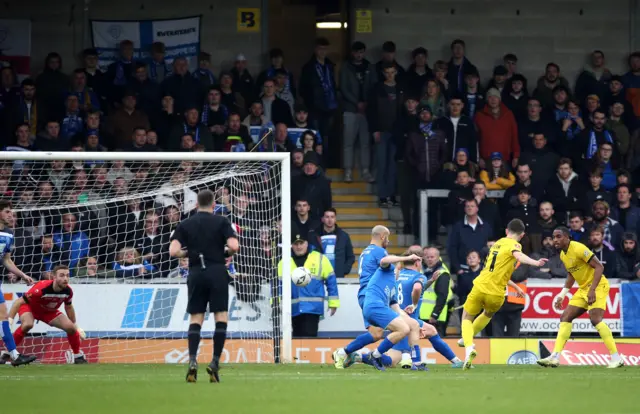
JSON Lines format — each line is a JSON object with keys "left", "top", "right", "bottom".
{"left": 460, "top": 219, "right": 548, "bottom": 370}
{"left": 537, "top": 226, "right": 624, "bottom": 369}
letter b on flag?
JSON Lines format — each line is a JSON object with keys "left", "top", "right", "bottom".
{"left": 237, "top": 8, "right": 260, "bottom": 32}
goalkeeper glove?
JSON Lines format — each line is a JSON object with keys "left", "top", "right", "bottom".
{"left": 75, "top": 325, "right": 86, "bottom": 340}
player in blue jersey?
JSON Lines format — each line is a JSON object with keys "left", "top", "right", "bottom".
{"left": 334, "top": 251, "right": 424, "bottom": 371}
{"left": 333, "top": 225, "right": 389, "bottom": 368}
{"left": 358, "top": 246, "right": 463, "bottom": 369}
{"left": 0, "top": 201, "right": 37, "bottom": 366}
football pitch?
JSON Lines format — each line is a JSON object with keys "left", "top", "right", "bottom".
{"left": 1, "top": 364, "right": 638, "bottom": 414}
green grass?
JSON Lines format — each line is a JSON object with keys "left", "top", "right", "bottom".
{"left": 1, "top": 364, "right": 638, "bottom": 414}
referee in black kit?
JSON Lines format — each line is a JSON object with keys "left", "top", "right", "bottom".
{"left": 169, "top": 189, "right": 239, "bottom": 383}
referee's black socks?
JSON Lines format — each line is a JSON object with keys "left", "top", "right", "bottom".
{"left": 188, "top": 323, "right": 202, "bottom": 363}
{"left": 213, "top": 322, "right": 227, "bottom": 360}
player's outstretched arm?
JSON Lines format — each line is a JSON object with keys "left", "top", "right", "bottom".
{"left": 380, "top": 254, "right": 421, "bottom": 268}
{"left": 2, "top": 254, "right": 33, "bottom": 285}
{"left": 513, "top": 251, "right": 548, "bottom": 267}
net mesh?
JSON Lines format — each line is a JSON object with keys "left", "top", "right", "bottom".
{"left": 2, "top": 156, "right": 285, "bottom": 364}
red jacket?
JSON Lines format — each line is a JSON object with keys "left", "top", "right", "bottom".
{"left": 474, "top": 103, "right": 520, "bottom": 162}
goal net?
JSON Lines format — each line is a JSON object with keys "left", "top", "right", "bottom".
{"left": 0, "top": 152, "right": 293, "bottom": 364}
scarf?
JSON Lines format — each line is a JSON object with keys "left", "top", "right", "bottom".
{"left": 267, "top": 66, "right": 291, "bottom": 93}
{"left": 419, "top": 122, "right": 434, "bottom": 138}
{"left": 315, "top": 61, "right": 337, "bottom": 110}
{"left": 114, "top": 59, "right": 131, "bottom": 86}
{"left": 565, "top": 113, "right": 583, "bottom": 140}
{"left": 71, "top": 89, "right": 94, "bottom": 112}
{"left": 184, "top": 123, "right": 200, "bottom": 143}
{"left": 587, "top": 129, "right": 613, "bottom": 159}
{"left": 193, "top": 68, "right": 216, "bottom": 85}
{"left": 201, "top": 103, "right": 228, "bottom": 126}
{"left": 61, "top": 112, "right": 83, "bottom": 139}
{"left": 21, "top": 97, "right": 37, "bottom": 137}
{"left": 149, "top": 60, "right": 172, "bottom": 82}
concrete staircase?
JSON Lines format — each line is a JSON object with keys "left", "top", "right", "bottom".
{"left": 326, "top": 169, "right": 415, "bottom": 278}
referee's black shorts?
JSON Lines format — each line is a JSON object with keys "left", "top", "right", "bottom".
{"left": 186, "top": 264, "right": 229, "bottom": 314}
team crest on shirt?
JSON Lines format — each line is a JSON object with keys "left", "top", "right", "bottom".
{"left": 384, "top": 286, "right": 396, "bottom": 301}
{"left": 515, "top": 243, "right": 522, "bottom": 250}
{"left": 584, "top": 250, "right": 590, "bottom": 258}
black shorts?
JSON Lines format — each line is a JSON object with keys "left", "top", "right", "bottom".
{"left": 186, "top": 265, "right": 229, "bottom": 314}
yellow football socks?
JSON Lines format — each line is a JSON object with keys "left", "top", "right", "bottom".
{"left": 461, "top": 319, "right": 474, "bottom": 347}
{"left": 472, "top": 313, "right": 492, "bottom": 335}
{"left": 553, "top": 322, "right": 572, "bottom": 354}
{"left": 595, "top": 322, "right": 618, "bottom": 355}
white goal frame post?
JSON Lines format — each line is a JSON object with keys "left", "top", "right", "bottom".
{"left": 0, "top": 151, "right": 294, "bottom": 364}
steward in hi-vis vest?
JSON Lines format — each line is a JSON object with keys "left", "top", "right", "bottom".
{"left": 277, "top": 231, "right": 339, "bottom": 338}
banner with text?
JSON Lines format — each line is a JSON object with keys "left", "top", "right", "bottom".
{"left": 540, "top": 340, "right": 640, "bottom": 366}
{"left": 98, "top": 338, "right": 489, "bottom": 364}
{"left": 521, "top": 283, "right": 621, "bottom": 333}
{"left": 2, "top": 284, "right": 273, "bottom": 337}
{"left": 0, "top": 19, "right": 31, "bottom": 79}
{"left": 1, "top": 282, "right": 624, "bottom": 336}
{"left": 91, "top": 16, "right": 201, "bottom": 70}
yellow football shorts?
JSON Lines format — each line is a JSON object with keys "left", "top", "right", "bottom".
{"left": 463, "top": 287, "right": 505, "bottom": 316}
{"left": 569, "top": 281, "right": 610, "bottom": 311}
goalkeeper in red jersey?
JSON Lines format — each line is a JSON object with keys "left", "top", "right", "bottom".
{"left": 2, "top": 265, "right": 87, "bottom": 364}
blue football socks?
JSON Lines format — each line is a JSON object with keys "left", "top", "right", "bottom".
{"left": 344, "top": 332, "right": 375, "bottom": 355}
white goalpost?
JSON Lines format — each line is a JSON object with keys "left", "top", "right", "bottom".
{"left": 0, "top": 151, "right": 293, "bottom": 364}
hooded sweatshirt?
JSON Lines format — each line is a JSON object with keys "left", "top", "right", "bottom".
{"left": 616, "top": 233, "right": 640, "bottom": 279}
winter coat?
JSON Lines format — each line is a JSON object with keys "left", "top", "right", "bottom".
{"left": 532, "top": 76, "right": 571, "bottom": 108}
{"left": 474, "top": 103, "right": 520, "bottom": 162}
{"left": 339, "top": 59, "right": 377, "bottom": 113}
{"left": 299, "top": 56, "right": 338, "bottom": 113}
{"left": 520, "top": 147, "right": 561, "bottom": 190}
{"left": 405, "top": 127, "right": 447, "bottom": 182}
{"left": 308, "top": 224, "right": 355, "bottom": 278}
{"left": 435, "top": 115, "right": 479, "bottom": 162}
{"left": 161, "top": 73, "right": 203, "bottom": 115}
{"left": 544, "top": 172, "right": 584, "bottom": 223}
{"left": 574, "top": 65, "right": 613, "bottom": 103}
{"left": 291, "top": 172, "right": 332, "bottom": 219}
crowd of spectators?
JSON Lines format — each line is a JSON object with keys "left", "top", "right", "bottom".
{"left": 1, "top": 35, "right": 640, "bottom": 291}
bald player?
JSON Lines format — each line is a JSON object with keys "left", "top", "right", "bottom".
{"left": 333, "top": 225, "right": 390, "bottom": 368}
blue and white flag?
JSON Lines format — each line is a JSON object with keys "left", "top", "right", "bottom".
{"left": 91, "top": 16, "right": 201, "bottom": 70}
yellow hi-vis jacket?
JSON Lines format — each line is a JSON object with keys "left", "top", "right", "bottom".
{"left": 277, "top": 251, "right": 340, "bottom": 317}
{"left": 420, "top": 262, "right": 454, "bottom": 322}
